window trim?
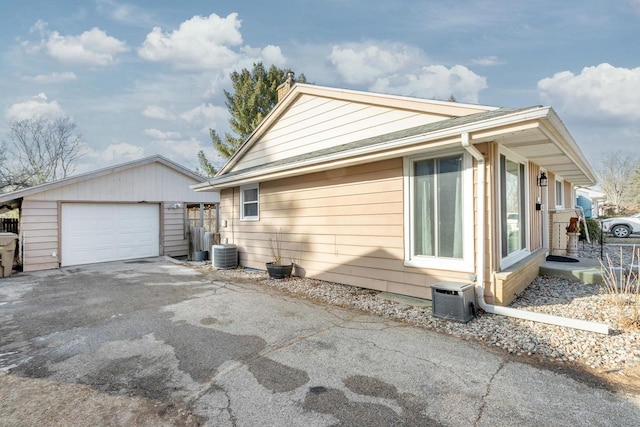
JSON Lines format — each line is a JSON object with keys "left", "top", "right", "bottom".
{"left": 555, "top": 179, "right": 564, "bottom": 209}
{"left": 403, "top": 150, "right": 474, "bottom": 272}
{"left": 498, "top": 148, "right": 530, "bottom": 269}
{"left": 240, "top": 183, "right": 259, "bottom": 221}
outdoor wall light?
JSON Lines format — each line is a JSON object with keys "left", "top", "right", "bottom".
{"left": 537, "top": 172, "right": 548, "bottom": 187}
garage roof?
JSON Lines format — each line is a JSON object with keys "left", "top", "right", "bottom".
{"left": 0, "top": 155, "right": 207, "bottom": 207}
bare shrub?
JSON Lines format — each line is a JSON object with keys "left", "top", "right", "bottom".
{"left": 600, "top": 246, "right": 639, "bottom": 328}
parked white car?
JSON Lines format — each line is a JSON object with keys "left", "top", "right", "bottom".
{"left": 601, "top": 213, "right": 640, "bottom": 238}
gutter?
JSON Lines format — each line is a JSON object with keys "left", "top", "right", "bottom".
{"left": 461, "top": 133, "right": 608, "bottom": 335}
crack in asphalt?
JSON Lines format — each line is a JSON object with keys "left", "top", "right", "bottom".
{"left": 223, "top": 388, "right": 237, "bottom": 427}
{"left": 474, "top": 359, "right": 507, "bottom": 427}
{"left": 340, "top": 333, "right": 441, "bottom": 369}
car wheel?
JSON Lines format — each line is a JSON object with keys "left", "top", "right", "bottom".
{"left": 611, "top": 225, "right": 631, "bottom": 238}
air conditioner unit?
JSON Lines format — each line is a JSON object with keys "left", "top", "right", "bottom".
{"left": 212, "top": 244, "right": 238, "bottom": 269}
{"left": 431, "top": 282, "right": 476, "bottom": 323}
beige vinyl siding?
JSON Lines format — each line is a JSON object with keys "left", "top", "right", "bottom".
{"left": 548, "top": 172, "right": 558, "bottom": 208}
{"left": 564, "top": 180, "right": 573, "bottom": 208}
{"left": 478, "top": 142, "right": 498, "bottom": 305}
{"left": 163, "top": 203, "right": 188, "bottom": 257}
{"left": 220, "top": 158, "right": 471, "bottom": 300}
{"left": 30, "top": 163, "right": 208, "bottom": 202}
{"left": 20, "top": 200, "right": 59, "bottom": 272}
{"left": 232, "top": 94, "right": 447, "bottom": 173}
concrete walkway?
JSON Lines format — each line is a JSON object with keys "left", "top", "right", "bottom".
{"left": 1, "top": 258, "right": 639, "bottom": 426}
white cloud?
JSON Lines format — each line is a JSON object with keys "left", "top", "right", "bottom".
{"left": 470, "top": 56, "right": 504, "bottom": 66}
{"left": 371, "top": 65, "right": 488, "bottom": 103}
{"left": 152, "top": 137, "right": 205, "bottom": 165}
{"left": 144, "top": 128, "right": 181, "bottom": 139}
{"left": 329, "top": 42, "right": 426, "bottom": 85}
{"left": 241, "top": 45, "right": 286, "bottom": 68}
{"left": 96, "top": 0, "right": 157, "bottom": 27}
{"left": 22, "top": 71, "right": 77, "bottom": 83}
{"left": 138, "top": 13, "right": 243, "bottom": 70}
{"left": 30, "top": 19, "right": 48, "bottom": 37}
{"left": 180, "top": 103, "right": 227, "bottom": 125}
{"left": 97, "top": 142, "right": 145, "bottom": 162}
{"left": 5, "top": 93, "right": 66, "bottom": 121}
{"left": 23, "top": 22, "right": 128, "bottom": 66}
{"left": 537, "top": 63, "right": 640, "bottom": 121}
{"left": 44, "top": 27, "right": 128, "bottom": 66}
{"left": 142, "top": 105, "right": 176, "bottom": 121}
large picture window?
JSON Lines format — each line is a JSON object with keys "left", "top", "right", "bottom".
{"left": 240, "top": 183, "right": 259, "bottom": 220}
{"left": 500, "top": 154, "right": 528, "bottom": 265}
{"left": 404, "top": 152, "right": 472, "bottom": 271}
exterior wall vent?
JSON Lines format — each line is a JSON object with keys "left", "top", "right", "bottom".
{"left": 212, "top": 244, "right": 238, "bottom": 269}
{"left": 431, "top": 282, "right": 476, "bottom": 323}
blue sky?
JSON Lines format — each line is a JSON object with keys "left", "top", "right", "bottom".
{"left": 1, "top": 0, "right": 639, "bottom": 175}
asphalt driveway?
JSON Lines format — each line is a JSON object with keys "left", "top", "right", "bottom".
{"left": 1, "top": 257, "right": 639, "bottom": 426}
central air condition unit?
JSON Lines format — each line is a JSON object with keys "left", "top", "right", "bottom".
{"left": 431, "top": 282, "right": 476, "bottom": 323}
{"left": 212, "top": 244, "right": 238, "bottom": 269}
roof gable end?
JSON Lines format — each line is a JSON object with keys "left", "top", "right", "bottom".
{"left": 0, "top": 155, "right": 204, "bottom": 204}
{"left": 220, "top": 84, "right": 498, "bottom": 175}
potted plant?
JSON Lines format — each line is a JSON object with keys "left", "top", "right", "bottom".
{"left": 266, "top": 229, "right": 293, "bottom": 279}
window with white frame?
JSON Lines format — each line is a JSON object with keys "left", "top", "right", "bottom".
{"left": 555, "top": 179, "right": 564, "bottom": 208}
{"left": 404, "top": 152, "right": 473, "bottom": 271}
{"left": 500, "top": 153, "right": 528, "bottom": 265}
{"left": 240, "top": 183, "right": 259, "bottom": 220}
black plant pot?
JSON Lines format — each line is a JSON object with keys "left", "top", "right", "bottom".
{"left": 266, "top": 262, "right": 293, "bottom": 279}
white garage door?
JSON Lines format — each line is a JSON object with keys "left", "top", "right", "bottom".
{"left": 61, "top": 203, "right": 160, "bottom": 266}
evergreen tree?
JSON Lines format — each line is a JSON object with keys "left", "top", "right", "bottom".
{"left": 198, "top": 63, "right": 307, "bottom": 175}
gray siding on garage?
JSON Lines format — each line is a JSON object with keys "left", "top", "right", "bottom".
{"left": 163, "top": 202, "right": 188, "bottom": 257}
{"left": 20, "top": 200, "right": 59, "bottom": 272}
{"left": 27, "top": 163, "right": 210, "bottom": 203}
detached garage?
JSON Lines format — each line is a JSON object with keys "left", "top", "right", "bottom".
{"left": 0, "top": 155, "right": 219, "bottom": 272}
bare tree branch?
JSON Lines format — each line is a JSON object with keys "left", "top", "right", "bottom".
{"left": 597, "top": 151, "right": 639, "bottom": 214}
{"left": 1, "top": 116, "right": 84, "bottom": 192}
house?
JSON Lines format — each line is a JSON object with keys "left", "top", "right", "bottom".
{"left": 193, "top": 83, "right": 596, "bottom": 306}
{"left": 0, "top": 155, "right": 219, "bottom": 272}
{"left": 576, "top": 187, "right": 606, "bottom": 218}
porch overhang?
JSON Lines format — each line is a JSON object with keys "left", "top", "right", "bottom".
{"left": 469, "top": 109, "right": 595, "bottom": 186}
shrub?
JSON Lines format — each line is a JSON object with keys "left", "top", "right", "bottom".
{"left": 600, "top": 246, "right": 639, "bottom": 329}
{"left": 580, "top": 217, "right": 601, "bottom": 242}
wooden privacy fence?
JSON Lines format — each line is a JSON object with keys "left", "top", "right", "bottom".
{"left": 0, "top": 218, "right": 18, "bottom": 234}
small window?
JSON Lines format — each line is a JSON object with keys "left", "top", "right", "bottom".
{"left": 240, "top": 183, "right": 259, "bottom": 220}
{"left": 555, "top": 180, "right": 563, "bottom": 208}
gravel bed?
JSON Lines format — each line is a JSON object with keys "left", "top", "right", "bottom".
{"left": 201, "top": 242, "right": 640, "bottom": 375}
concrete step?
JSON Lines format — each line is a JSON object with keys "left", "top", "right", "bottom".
{"left": 539, "top": 258, "right": 604, "bottom": 285}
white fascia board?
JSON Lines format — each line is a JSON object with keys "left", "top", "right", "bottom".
{"left": 542, "top": 109, "right": 597, "bottom": 184}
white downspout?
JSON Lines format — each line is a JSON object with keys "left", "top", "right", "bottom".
{"left": 461, "top": 133, "right": 608, "bottom": 334}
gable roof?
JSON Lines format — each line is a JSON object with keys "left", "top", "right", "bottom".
{"left": 194, "top": 85, "right": 596, "bottom": 191}
{"left": 218, "top": 83, "right": 498, "bottom": 176}
{"left": 0, "top": 155, "right": 205, "bottom": 204}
